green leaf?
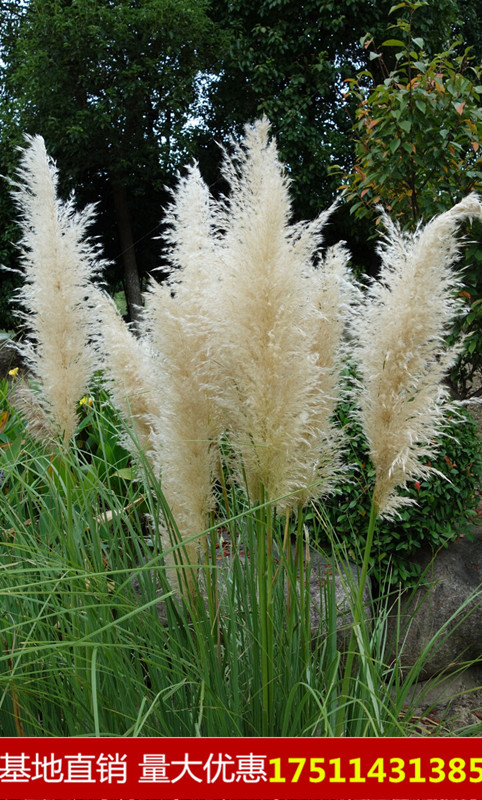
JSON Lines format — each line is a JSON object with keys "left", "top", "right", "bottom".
{"left": 412, "top": 37, "right": 424, "bottom": 49}
{"left": 111, "top": 467, "right": 136, "bottom": 481}
{"left": 398, "top": 119, "right": 412, "bottom": 133}
{"left": 382, "top": 39, "right": 406, "bottom": 48}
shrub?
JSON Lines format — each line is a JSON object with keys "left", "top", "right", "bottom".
{"left": 337, "top": 2, "right": 482, "bottom": 400}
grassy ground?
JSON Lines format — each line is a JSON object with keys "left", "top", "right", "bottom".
{"left": 0, "top": 383, "right": 481, "bottom": 738}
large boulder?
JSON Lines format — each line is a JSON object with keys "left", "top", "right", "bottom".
{"left": 133, "top": 527, "right": 481, "bottom": 675}
{"left": 302, "top": 546, "right": 372, "bottom": 643}
{"left": 386, "top": 530, "right": 482, "bottom": 679}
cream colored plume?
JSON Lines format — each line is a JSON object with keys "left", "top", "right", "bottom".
{"left": 210, "top": 118, "right": 350, "bottom": 508}
{"left": 354, "top": 194, "right": 482, "bottom": 516}
{"left": 95, "top": 290, "right": 159, "bottom": 458}
{"left": 296, "top": 242, "right": 356, "bottom": 505}
{"left": 142, "top": 164, "right": 223, "bottom": 594}
{"left": 11, "top": 134, "right": 104, "bottom": 444}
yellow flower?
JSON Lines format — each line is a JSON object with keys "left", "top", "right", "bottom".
{"left": 79, "top": 396, "right": 93, "bottom": 407}
{"left": 8, "top": 367, "right": 19, "bottom": 378}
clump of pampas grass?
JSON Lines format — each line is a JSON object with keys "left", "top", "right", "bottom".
{"left": 12, "top": 124, "right": 480, "bottom": 601}
{"left": 113, "top": 121, "right": 353, "bottom": 590}
{"left": 354, "top": 194, "right": 482, "bottom": 517}
{"left": 10, "top": 135, "right": 104, "bottom": 445}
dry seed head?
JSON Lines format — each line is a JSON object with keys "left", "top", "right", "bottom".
{"left": 11, "top": 135, "right": 103, "bottom": 444}
{"left": 210, "top": 119, "right": 349, "bottom": 508}
{"left": 354, "top": 194, "right": 482, "bottom": 516}
{"left": 142, "top": 165, "right": 223, "bottom": 590}
{"left": 294, "top": 242, "right": 356, "bottom": 505}
{"left": 95, "top": 290, "right": 160, "bottom": 459}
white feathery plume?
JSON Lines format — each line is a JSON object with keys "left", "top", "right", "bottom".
{"left": 354, "top": 194, "right": 482, "bottom": 516}
{"left": 142, "top": 164, "right": 223, "bottom": 593}
{"left": 210, "top": 118, "right": 349, "bottom": 508}
{"left": 295, "top": 242, "right": 356, "bottom": 505}
{"left": 11, "top": 134, "right": 104, "bottom": 444}
{"left": 94, "top": 290, "right": 160, "bottom": 459}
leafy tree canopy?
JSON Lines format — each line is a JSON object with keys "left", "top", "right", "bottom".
{"left": 337, "top": 2, "right": 482, "bottom": 397}
{"left": 0, "top": 0, "right": 220, "bottom": 323}
{"left": 200, "top": 0, "right": 462, "bottom": 220}
{"left": 2, "top": 0, "right": 217, "bottom": 178}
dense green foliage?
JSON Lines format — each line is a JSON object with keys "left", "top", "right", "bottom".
{"left": 1, "top": 375, "right": 480, "bottom": 737}
{"left": 337, "top": 3, "right": 482, "bottom": 396}
{"left": 0, "top": 0, "right": 220, "bottom": 322}
{"left": 203, "top": 0, "right": 463, "bottom": 216}
{"left": 341, "top": 46, "right": 482, "bottom": 223}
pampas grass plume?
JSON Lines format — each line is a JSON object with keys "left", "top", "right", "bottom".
{"left": 142, "top": 163, "right": 223, "bottom": 592}
{"left": 11, "top": 135, "right": 103, "bottom": 444}
{"left": 95, "top": 290, "right": 160, "bottom": 457}
{"left": 355, "top": 194, "right": 482, "bottom": 516}
{"left": 210, "top": 119, "right": 350, "bottom": 508}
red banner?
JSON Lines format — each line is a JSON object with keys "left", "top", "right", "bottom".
{"left": 0, "top": 737, "right": 480, "bottom": 799}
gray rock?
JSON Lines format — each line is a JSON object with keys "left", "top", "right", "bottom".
{"left": 387, "top": 530, "right": 482, "bottom": 679}
{"left": 398, "top": 662, "right": 482, "bottom": 734}
{"left": 132, "top": 527, "right": 482, "bottom": 678}
{"left": 289, "top": 546, "right": 373, "bottom": 644}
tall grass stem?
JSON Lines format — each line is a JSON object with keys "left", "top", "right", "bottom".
{"left": 335, "top": 496, "right": 378, "bottom": 736}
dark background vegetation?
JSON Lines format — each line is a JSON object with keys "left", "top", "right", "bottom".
{"left": 0, "top": 0, "right": 481, "bottom": 356}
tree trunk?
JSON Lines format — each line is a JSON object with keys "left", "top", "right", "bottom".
{"left": 112, "top": 180, "right": 143, "bottom": 330}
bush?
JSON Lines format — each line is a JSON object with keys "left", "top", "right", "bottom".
{"left": 446, "top": 223, "right": 482, "bottom": 399}
{"left": 337, "top": 6, "right": 482, "bottom": 401}
{"left": 318, "top": 392, "right": 482, "bottom": 588}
